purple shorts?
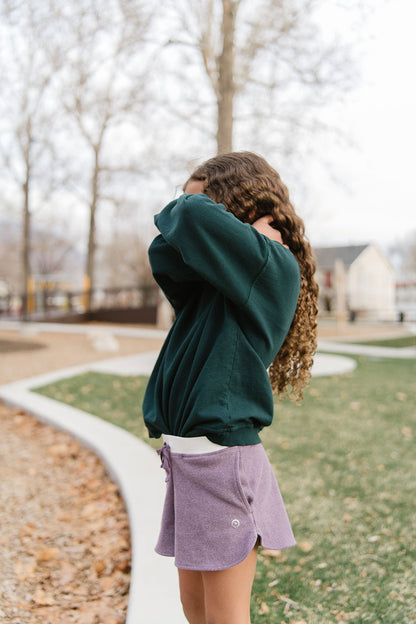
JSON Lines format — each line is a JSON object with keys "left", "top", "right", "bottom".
{"left": 155, "top": 439, "right": 296, "bottom": 571}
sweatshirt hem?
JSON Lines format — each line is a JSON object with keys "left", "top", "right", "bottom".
{"left": 206, "top": 428, "right": 262, "bottom": 447}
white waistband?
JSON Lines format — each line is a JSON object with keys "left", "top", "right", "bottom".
{"left": 162, "top": 434, "right": 227, "bottom": 454}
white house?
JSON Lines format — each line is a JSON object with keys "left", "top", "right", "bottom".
{"left": 314, "top": 244, "right": 397, "bottom": 321}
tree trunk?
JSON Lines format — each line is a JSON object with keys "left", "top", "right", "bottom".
{"left": 216, "top": 0, "right": 237, "bottom": 154}
{"left": 22, "top": 132, "right": 31, "bottom": 321}
{"left": 85, "top": 148, "right": 100, "bottom": 311}
{"left": 22, "top": 175, "right": 31, "bottom": 321}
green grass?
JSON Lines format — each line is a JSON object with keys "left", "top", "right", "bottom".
{"left": 34, "top": 372, "right": 159, "bottom": 449}
{"left": 33, "top": 356, "right": 416, "bottom": 624}
{"left": 351, "top": 334, "right": 416, "bottom": 348}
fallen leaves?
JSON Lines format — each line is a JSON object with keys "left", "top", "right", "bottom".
{"left": 94, "top": 559, "right": 107, "bottom": 575}
{"left": 15, "top": 561, "right": 36, "bottom": 582}
{"left": 402, "top": 426, "right": 412, "bottom": 439}
{"left": 262, "top": 548, "right": 286, "bottom": 560}
{"left": 258, "top": 601, "right": 270, "bottom": 615}
{"left": 389, "top": 590, "right": 405, "bottom": 602}
{"left": 298, "top": 541, "right": 313, "bottom": 553}
{"left": 32, "top": 589, "right": 55, "bottom": 606}
{"left": 0, "top": 402, "right": 130, "bottom": 623}
{"left": 36, "top": 546, "right": 61, "bottom": 562}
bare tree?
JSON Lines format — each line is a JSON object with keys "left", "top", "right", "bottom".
{"left": 31, "top": 229, "right": 75, "bottom": 280}
{"left": 0, "top": 220, "right": 21, "bottom": 295}
{"left": 100, "top": 230, "right": 154, "bottom": 290}
{"left": 55, "top": 0, "right": 155, "bottom": 310}
{"left": 392, "top": 230, "right": 416, "bottom": 277}
{"left": 164, "top": 0, "right": 360, "bottom": 155}
{"left": 0, "top": 1, "right": 64, "bottom": 318}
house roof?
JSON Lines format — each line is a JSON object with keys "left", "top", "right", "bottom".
{"left": 313, "top": 244, "right": 369, "bottom": 270}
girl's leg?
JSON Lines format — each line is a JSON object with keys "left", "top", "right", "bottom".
{"left": 178, "top": 569, "right": 206, "bottom": 624}
{"left": 202, "top": 543, "right": 258, "bottom": 624}
{"left": 178, "top": 543, "right": 259, "bottom": 624}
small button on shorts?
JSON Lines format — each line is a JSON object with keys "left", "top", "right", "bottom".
{"left": 155, "top": 438, "right": 296, "bottom": 571}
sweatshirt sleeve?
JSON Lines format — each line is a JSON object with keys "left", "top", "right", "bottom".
{"left": 154, "top": 193, "right": 297, "bottom": 307}
{"left": 148, "top": 234, "right": 202, "bottom": 311}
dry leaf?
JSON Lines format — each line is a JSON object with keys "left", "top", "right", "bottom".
{"left": 262, "top": 548, "right": 285, "bottom": 559}
{"left": 389, "top": 590, "right": 405, "bottom": 602}
{"left": 116, "top": 537, "right": 129, "bottom": 551}
{"left": 258, "top": 601, "right": 270, "bottom": 615}
{"left": 56, "top": 511, "right": 73, "bottom": 522}
{"left": 57, "top": 560, "right": 77, "bottom": 585}
{"left": 15, "top": 561, "right": 36, "bottom": 581}
{"left": 81, "top": 503, "right": 101, "bottom": 519}
{"left": 99, "top": 576, "right": 119, "bottom": 593}
{"left": 94, "top": 559, "right": 107, "bottom": 575}
{"left": 298, "top": 541, "right": 313, "bottom": 553}
{"left": 48, "top": 443, "right": 70, "bottom": 457}
{"left": 85, "top": 477, "right": 102, "bottom": 491}
{"left": 32, "top": 589, "right": 55, "bottom": 606}
{"left": 113, "top": 558, "right": 130, "bottom": 573}
{"left": 19, "top": 523, "right": 36, "bottom": 537}
{"left": 36, "top": 546, "right": 61, "bottom": 562}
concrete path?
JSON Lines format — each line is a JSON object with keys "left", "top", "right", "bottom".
{"left": 0, "top": 320, "right": 168, "bottom": 339}
{"left": 1, "top": 321, "right": 414, "bottom": 623}
{"left": 318, "top": 340, "right": 416, "bottom": 359}
{"left": 89, "top": 350, "right": 357, "bottom": 378}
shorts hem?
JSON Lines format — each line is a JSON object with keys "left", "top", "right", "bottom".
{"left": 155, "top": 546, "right": 175, "bottom": 558}
{"left": 155, "top": 535, "right": 297, "bottom": 571}
{"left": 173, "top": 535, "right": 260, "bottom": 571}
{"left": 155, "top": 536, "right": 297, "bottom": 571}
{"left": 260, "top": 538, "right": 297, "bottom": 552}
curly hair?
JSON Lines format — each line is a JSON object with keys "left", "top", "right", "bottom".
{"left": 186, "top": 151, "right": 319, "bottom": 401}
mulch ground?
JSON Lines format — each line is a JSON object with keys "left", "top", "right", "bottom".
{"left": 0, "top": 401, "right": 130, "bottom": 624}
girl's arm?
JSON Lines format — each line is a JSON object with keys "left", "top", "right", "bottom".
{"left": 154, "top": 193, "right": 298, "bottom": 308}
{"left": 148, "top": 234, "right": 202, "bottom": 311}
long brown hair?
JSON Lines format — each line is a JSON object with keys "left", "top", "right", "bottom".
{"left": 186, "top": 151, "right": 319, "bottom": 401}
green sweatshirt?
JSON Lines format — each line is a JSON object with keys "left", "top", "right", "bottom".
{"left": 142, "top": 193, "right": 301, "bottom": 446}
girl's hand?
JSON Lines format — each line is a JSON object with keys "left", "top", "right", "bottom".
{"left": 252, "top": 215, "right": 289, "bottom": 248}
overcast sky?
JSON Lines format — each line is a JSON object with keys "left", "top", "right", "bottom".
{"left": 301, "top": 0, "right": 416, "bottom": 250}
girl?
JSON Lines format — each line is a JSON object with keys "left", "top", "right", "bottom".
{"left": 143, "top": 151, "right": 318, "bottom": 624}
